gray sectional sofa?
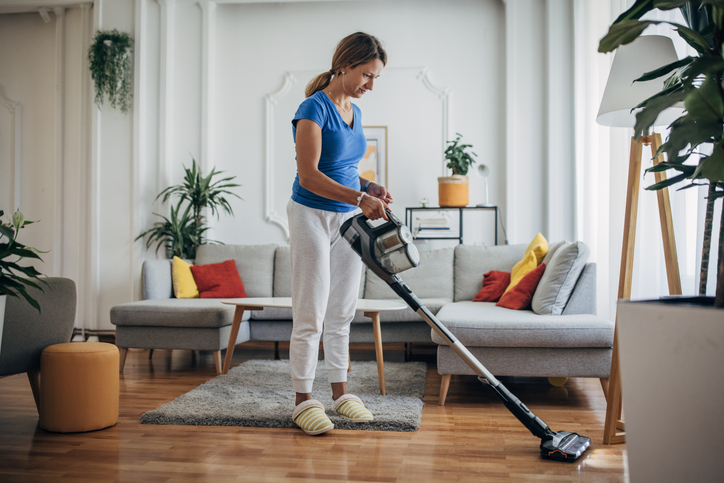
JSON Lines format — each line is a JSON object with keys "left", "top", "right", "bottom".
{"left": 110, "top": 242, "right": 614, "bottom": 402}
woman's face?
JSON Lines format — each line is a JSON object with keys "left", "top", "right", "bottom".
{"left": 343, "top": 59, "right": 384, "bottom": 98}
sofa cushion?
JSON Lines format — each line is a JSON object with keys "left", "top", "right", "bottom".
{"left": 271, "top": 246, "right": 365, "bottom": 299}
{"left": 110, "top": 299, "right": 249, "bottom": 328}
{"left": 504, "top": 233, "right": 548, "bottom": 295}
{"left": 454, "top": 244, "right": 526, "bottom": 302}
{"left": 431, "top": 301, "right": 614, "bottom": 348}
{"left": 496, "top": 262, "right": 546, "bottom": 310}
{"left": 190, "top": 260, "right": 247, "bottom": 298}
{"left": 364, "top": 247, "right": 454, "bottom": 300}
{"left": 172, "top": 256, "right": 198, "bottom": 298}
{"left": 351, "top": 297, "right": 450, "bottom": 323}
{"left": 195, "top": 244, "right": 277, "bottom": 298}
{"left": 473, "top": 270, "right": 510, "bottom": 302}
{"left": 532, "top": 241, "right": 590, "bottom": 316}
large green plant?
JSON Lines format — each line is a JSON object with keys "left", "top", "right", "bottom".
{"left": 444, "top": 133, "right": 478, "bottom": 176}
{"left": 136, "top": 159, "right": 242, "bottom": 259}
{"left": 0, "top": 210, "right": 47, "bottom": 311}
{"left": 88, "top": 29, "right": 133, "bottom": 113}
{"left": 599, "top": 0, "right": 724, "bottom": 306}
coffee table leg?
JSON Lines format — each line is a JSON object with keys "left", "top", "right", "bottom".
{"left": 223, "top": 306, "right": 246, "bottom": 374}
{"left": 366, "top": 311, "right": 386, "bottom": 395}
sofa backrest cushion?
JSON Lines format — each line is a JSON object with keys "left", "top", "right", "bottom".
{"left": 454, "top": 244, "right": 526, "bottom": 302}
{"left": 195, "top": 244, "right": 277, "bottom": 298}
{"left": 364, "top": 247, "right": 454, "bottom": 300}
{"left": 273, "top": 246, "right": 366, "bottom": 298}
{"left": 532, "top": 241, "right": 590, "bottom": 315}
{"left": 143, "top": 259, "right": 174, "bottom": 300}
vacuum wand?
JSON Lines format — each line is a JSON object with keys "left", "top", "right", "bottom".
{"left": 340, "top": 210, "right": 591, "bottom": 462}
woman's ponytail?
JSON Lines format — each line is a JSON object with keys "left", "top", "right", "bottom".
{"left": 305, "top": 71, "right": 334, "bottom": 98}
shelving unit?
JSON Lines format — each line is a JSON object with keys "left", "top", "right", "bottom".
{"left": 405, "top": 206, "right": 498, "bottom": 245}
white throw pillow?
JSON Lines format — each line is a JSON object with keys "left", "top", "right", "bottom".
{"left": 531, "top": 241, "right": 589, "bottom": 315}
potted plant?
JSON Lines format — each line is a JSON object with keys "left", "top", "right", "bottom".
{"left": 1, "top": 210, "right": 47, "bottom": 354}
{"left": 136, "top": 158, "right": 242, "bottom": 259}
{"left": 599, "top": 2, "right": 724, "bottom": 479}
{"left": 88, "top": 29, "right": 134, "bottom": 113}
{"left": 438, "top": 133, "right": 477, "bottom": 207}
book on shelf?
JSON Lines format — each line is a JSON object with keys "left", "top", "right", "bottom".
{"left": 416, "top": 217, "right": 449, "bottom": 228}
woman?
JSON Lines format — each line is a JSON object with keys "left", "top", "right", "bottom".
{"left": 287, "top": 32, "right": 391, "bottom": 435}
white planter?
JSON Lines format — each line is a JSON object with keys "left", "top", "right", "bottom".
{"left": 0, "top": 294, "right": 6, "bottom": 357}
{"left": 617, "top": 298, "right": 724, "bottom": 483}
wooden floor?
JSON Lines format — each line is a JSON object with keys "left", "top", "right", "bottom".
{"left": 0, "top": 342, "right": 628, "bottom": 482}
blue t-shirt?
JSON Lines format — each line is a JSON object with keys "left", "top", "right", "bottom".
{"left": 291, "top": 90, "right": 367, "bottom": 212}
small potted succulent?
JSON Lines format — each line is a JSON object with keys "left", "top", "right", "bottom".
{"left": 439, "top": 133, "right": 477, "bottom": 207}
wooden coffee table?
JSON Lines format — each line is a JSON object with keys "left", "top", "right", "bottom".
{"left": 221, "top": 297, "right": 407, "bottom": 395}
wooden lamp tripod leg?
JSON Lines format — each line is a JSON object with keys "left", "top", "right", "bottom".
{"left": 603, "top": 136, "right": 641, "bottom": 445}
{"left": 603, "top": 134, "right": 682, "bottom": 445}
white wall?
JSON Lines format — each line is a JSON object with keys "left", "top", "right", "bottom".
{"left": 5, "top": 0, "right": 622, "bottom": 330}
{"left": 1, "top": 0, "right": 514, "bottom": 332}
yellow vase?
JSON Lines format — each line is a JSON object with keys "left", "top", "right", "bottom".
{"left": 438, "top": 175, "right": 469, "bottom": 207}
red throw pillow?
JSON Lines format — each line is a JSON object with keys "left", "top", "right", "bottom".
{"left": 473, "top": 271, "right": 511, "bottom": 302}
{"left": 189, "top": 260, "right": 247, "bottom": 298}
{"left": 496, "top": 263, "right": 546, "bottom": 310}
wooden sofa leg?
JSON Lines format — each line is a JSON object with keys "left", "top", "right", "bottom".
{"left": 118, "top": 347, "right": 128, "bottom": 374}
{"left": 274, "top": 341, "right": 280, "bottom": 360}
{"left": 27, "top": 371, "right": 41, "bottom": 414}
{"left": 439, "top": 374, "right": 452, "bottom": 406}
{"left": 213, "top": 350, "right": 223, "bottom": 374}
{"left": 600, "top": 378, "right": 610, "bottom": 402}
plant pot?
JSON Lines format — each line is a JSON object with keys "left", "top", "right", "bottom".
{"left": 0, "top": 294, "right": 5, "bottom": 357}
{"left": 438, "top": 175, "right": 469, "bottom": 207}
{"left": 616, "top": 297, "right": 723, "bottom": 483}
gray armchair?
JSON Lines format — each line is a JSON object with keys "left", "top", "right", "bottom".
{"left": 0, "top": 278, "right": 77, "bottom": 413}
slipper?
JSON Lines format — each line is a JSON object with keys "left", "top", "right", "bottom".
{"left": 292, "top": 399, "right": 334, "bottom": 435}
{"left": 333, "top": 394, "right": 374, "bottom": 423}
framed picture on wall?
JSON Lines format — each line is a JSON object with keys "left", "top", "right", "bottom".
{"left": 360, "top": 126, "right": 388, "bottom": 189}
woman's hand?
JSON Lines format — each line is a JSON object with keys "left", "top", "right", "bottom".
{"left": 366, "top": 182, "right": 393, "bottom": 204}
{"left": 359, "top": 193, "right": 388, "bottom": 221}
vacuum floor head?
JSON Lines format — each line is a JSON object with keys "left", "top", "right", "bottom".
{"left": 540, "top": 431, "right": 591, "bottom": 462}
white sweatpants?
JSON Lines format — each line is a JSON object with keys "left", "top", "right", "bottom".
{"left": 287, "top": 199, "right": 363, "bottom": 394}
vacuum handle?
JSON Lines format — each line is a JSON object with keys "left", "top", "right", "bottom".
{"left": 485, "top": 381, "right": 553, "bottom": 440}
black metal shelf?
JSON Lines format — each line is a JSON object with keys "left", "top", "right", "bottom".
{"left": 405, "top": 206, "right": 498, "bottom": 245}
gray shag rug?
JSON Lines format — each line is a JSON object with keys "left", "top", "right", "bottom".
{"left": 140, "top": 359, "right": 427, "bottom": 432}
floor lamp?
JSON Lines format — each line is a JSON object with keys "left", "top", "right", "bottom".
{"left": 596, "top": 35, "right": 685, "bottom": 445}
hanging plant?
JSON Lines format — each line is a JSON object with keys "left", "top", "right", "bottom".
{"left": 88, "top": 29, "right": 134, "bottom": 113}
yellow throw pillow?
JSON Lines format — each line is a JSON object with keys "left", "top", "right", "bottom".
{"left": 504, "top": 233, "right": 548, "bottom": 294}
{"left": 172, "top": 256, "right": 199, "bottom": 298}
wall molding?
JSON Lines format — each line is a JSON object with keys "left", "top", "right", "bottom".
{"left": 158, "top": 0, "right": 176, "bottom": 195}
{"left": 264, "top": 67, "right": 450, "bottom": 239}
{"left": 53, "top": 6, "right": 65, "bottom": 275}
{"left": 0, "top": 84, "right": 21, "bottom": 213}
{"left": 133, "top": 0, "right": 149, "bottom": 301}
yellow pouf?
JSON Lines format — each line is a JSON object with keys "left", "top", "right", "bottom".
{"left": 40, "top": 342, "right": 119, "bottom": 433}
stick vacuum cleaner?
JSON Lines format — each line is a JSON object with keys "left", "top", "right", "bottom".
{"left": 340, "top": 209, "right": 591, "bottom": 462}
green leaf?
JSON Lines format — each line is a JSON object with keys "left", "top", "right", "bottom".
{"left": 634, "top": 88, "right": 687, "bottom": 137}
{"left": 645, "top": 172, "right": 689, "bottom": 190}
{"left": 675, "top": 23, "right": 713, "bottom": 53}
{"left": 0, "top": 225, "right": 14, "bottom": 239}
{"left": 684, "top": 76, "right": 724, "bottom": 122}
{"left": 614, "top": 0, "right": 654, "bottom": 24}
{"left": 636, "top": 57, "right": 694, "bottom": 82}
{"left": 694, "top": 145, "right": 724, "bottom": 182}
{"left": 599, "top": 20, "right": 655, "bottom": 52}
{"left": 653, "top": 0, "right": 695, "bottom": 8}
{"left": 662, "top": 117, "right": 723, "bottom": 159}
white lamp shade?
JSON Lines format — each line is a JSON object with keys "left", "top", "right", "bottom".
{"left": 597, "top": 35, "right": 684, "bottom": 128}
